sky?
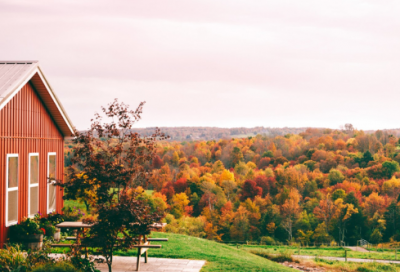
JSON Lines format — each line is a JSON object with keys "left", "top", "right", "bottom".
{"left": 1, "top": 0, "right": 400, "bottom": 131}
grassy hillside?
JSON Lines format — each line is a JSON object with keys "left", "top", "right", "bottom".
{"left": 116, "top": 232, "right": 292, "bottom": 272}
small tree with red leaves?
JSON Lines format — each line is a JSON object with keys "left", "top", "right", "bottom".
{"left": 60, "top": 99, "right": 168, "bottom": 272}
{"left": 152, "top": 155, "right": 164, "bottom": 169}
{"left": 173, "top": 178, "right": 188, "bottom": 193}
{"left": 161, "top": 181, "right": 175, "bottom": 201}
{"left": 254, "top": 176, "right": 276, "bottom": 197}
{"left": 257, "top": 157, "right": 271, "bottom": 170}
{"left": 240, "top": 180, "right": 262, "bottom": 201}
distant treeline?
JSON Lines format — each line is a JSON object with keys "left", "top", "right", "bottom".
{"left": 126, "top": 127, "right": 311, "bottom": 141}
{"left": 125, "top": 126, "right": 400, "bottom": 141}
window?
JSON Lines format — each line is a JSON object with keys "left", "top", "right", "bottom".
{"left": 47, "top": 153, "right": 56, "bottom": 213}
{"left": 28, "top": 153, "right": 39, "bottom": 217}
{"left": 6, "top": 154, "right": 18, "bottom": 226}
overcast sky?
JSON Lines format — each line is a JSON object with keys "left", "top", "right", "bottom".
{"left": 1, "top": 0, "right": 400, "bottom": 130}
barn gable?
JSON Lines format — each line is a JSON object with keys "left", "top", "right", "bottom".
{"left": 0, "top": 61, "right": 74, "bottom": 137}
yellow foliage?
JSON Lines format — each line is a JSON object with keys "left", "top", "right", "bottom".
{"left": 220, "top": 169, "right": 234, "bottom": 183}
{"left": 382, "top": 177, "right": 400, "bottom": 198}
{"left": 246, "top": 161, "right": 256, "bottom": 169}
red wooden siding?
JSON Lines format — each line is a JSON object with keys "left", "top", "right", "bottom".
{"left": 0, "top": 82, "right": 64, "bottom": 245}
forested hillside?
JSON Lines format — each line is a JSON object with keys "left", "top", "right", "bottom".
{"left": 65, "top": 127, "right": 400, "bottom": 245}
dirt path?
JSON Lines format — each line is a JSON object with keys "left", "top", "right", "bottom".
{"left": 293, "top": 254, "right": 400, "bottom": 264}
{"left": 344, "top": 246, "right": 370, "bottom": 252}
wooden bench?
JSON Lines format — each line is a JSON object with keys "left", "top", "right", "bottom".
{"left": 133, "top": 242, "right": 162, "bottom": 271}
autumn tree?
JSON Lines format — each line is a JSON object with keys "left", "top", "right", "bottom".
{"left": 149, "top": 164, "right": 172, "bottom": 191}
{"left": 161, "top": 181, "right": 175, "bottom": 201}
{"left": 313, "top": 194, "right": 335, "bottom": 235}
{"left": 254, "top": 176, "right": 276, "bottom": 197}
{"left": 333, "top": 198, "right": 358, "bottom": 244}
{"left": 230, "top": 206, "right": 250, "bottom": 241}
{"left": 62, "top": 99, "right": 167, "bottom": 272}
{"left": 174, "top": 178, "right": 188, "bottom": 193}
{"left": 152, "top": 155, "right": 164, "bottom": 169}
{"left": 280, "top": 189, "right": 302, "bottom": 242}
{"left": 170, "top": 192, "right": 190, "bottom": 219}
{"left": 313, "top": 223, "right": 330, "bottom": 244}
{"left": 241, "top": 180, "right": 262, "bottom": 201}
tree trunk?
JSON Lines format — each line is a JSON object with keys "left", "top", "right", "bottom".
{"left": 107, "top": 252, "right": 113, "bottom": 272}
{"left": 84, "top": 200, "right": 90, "bottom": 212}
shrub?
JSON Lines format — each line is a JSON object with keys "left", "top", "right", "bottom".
{"left": 62, "top": 207, "right": 84, "bottom": 221}
{"left": 260, "top": 236, "right": 275, "bottom": 245}
{"left": 0, "top": 243, "right": 54, "bottom": 271}
{"left": 40, "top": 222, "right": 57, "bottom": 237}
{"left": 46, "top": 212, "right": 66, "bottom": 225}
{"left": 32, "top": 262, "right": 79, "bottom": 272}
{"left": 8, "top": 218, "right": 44, "bottom": 242}
{"left": 0, "top": 244, "right": 27, "bottom": 271}
{"left": 70, "top": 257, "right": 99, "bottom": 272}
{"left": 250, "top": 249, "right": 294, "bottom": 263}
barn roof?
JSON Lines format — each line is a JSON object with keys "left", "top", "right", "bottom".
{"left": 0, "top": 61, "right": 74, "bottom": 137}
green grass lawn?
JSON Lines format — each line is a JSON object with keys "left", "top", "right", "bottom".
{"left": 52, "top": 232, "right": 292, "bottom": 271}
{"left": 115, "top": 232, "right": 292, "bottom": 272}
{"left": 63, "top": 199, "right": 86, "bottom": 211}
{"left": 242, "top": 245, "right": 400, "bottom": 261}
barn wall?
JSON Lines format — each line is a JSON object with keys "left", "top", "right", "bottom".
{"left": 0, "top": 82, "right": 64, "bottom": 245}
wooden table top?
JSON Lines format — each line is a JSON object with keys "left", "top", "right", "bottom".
{"left": 55, "top": 221, "right": 94, "bottom": 229}
{"left": 150, "top": 223, "right": 167, "bottom": 229}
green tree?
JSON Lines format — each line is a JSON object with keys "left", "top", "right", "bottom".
{"left": 382, "top": 161, "right": 400, "bottom": 179}
{"left": 328, "top": 169, "right": 345, "bottom": 186}
{"left": 370, "top": 229, "right": 383, "bottom": 244}
{"left": 331, "top": 189, "right": 346, "bottom": 201}
{"left": 313, "top": 223, "right": 330, "bottom": 244}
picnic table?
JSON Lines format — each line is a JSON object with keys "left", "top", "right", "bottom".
{"left": 53, "top": 221, "right": 94, "bottom": 257}
{"left": 52, "top": 221, "right": 167, "bottom": 271}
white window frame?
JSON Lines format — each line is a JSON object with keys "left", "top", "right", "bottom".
{"left": 5, "top": 154, "right": 19, "bottom": 227}
{"left": 47, "top": 152, "right": 57, "bottom": 214}
{"left": 28, "top": 153, "right": 39, "bottom": 218}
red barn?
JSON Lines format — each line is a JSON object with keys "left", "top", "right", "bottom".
{"left": 0, "top": 61, "right": 74, "bottom": 246}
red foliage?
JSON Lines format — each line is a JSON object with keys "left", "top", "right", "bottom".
{"left": 254, "top": 176, "right": 276, "bottom": 197}
{"left": 257, "top": 157, "right": 271, "bottom": 170}
{"left": 152, "top": 155, "right": 164, "bottom": 169}
{"left": 220, "top": 201, "right": 233, "bottom": 214}
{"left": 161, "top": 181, "right": 175, "bottom": 201}
{"left": 174, "top": 178, "right": 188, "bottom": 193}
{"left": 241, "top": 179, "right": 262, "bottom": 201}
{"left": 184, "top": 206, "right": 193, "bottom": 216}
